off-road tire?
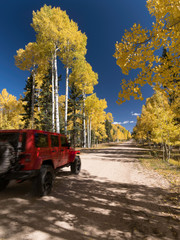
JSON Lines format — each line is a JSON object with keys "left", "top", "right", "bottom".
{"left": 0, "top": 142, "right": 14, "bottom": 174}
{"left": 71, "top": 156, "right": 81, "bottom": 175}
{"left": 0, "top": 179, "right": 9, "bottom": 191}
{"left": 32, "top": 165, "right": 54, "bottom": 197}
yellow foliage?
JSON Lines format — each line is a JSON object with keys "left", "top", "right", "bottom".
{"left": 114, "top": 0, "right": 180, "bottom": 103}
{"left": 85, "top": 94, "right": 107, "bottom": 140}
{"left": 111, "top": 123, "right": 131, "bottom": 141}
{"left": 106, "top": 112, "right": 114, "bottom": 123}
{"left": 70, "top": 57, "right": 98, "bottom": 95}
{"left": 133, "top": 90, "right": 180, "bottom": 146}
{"left": 59, "top": 95, "right": 66, "bottom": 119}
{"left": 0, "top": 89, "right": 24, "bottom": 129}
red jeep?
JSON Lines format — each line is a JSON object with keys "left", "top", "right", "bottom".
{"left": 0, "top": 129, "right": 81, "bottom": 196}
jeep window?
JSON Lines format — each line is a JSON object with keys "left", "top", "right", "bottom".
{"left": 60, "top": 136, "right": 69, "bottom": 147}
{"left": 21, "top": 132, "right": 26, "bottom": 152}
{"left": 35, "top": 133, "right": 48, "bottom": 148}
{"left": 51, "top": 135, "right": 59, "bottom": 147}
{"left": 0, "top": 132, "right": 19, "bottom": 149}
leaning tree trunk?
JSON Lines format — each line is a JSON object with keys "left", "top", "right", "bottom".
{"left": 65, "top": 66, "right": 69, "bottom": 135}
{"left": 54, "top": 49, "right": 60, "bottom": 133}
{"left": 51, "top": 55, "right": 55, "bottom": 132}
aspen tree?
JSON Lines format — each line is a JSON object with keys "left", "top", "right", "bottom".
{"left": 85, "top": 94, "right": 97, "bottom": 148}
{"left": 70, "top": 58, "right": 98, "bottom": 147}
{"left": 32, "top": 5, "right": 71, "bottom": 133}
{"left": 133, "top": 90, "right": 179, "bottom": 159}
{"left": 15, "top": 42, "right": 41, "bottom": 128}
{"left": 111, "top": 124, "right": 131, "bottom": 142}
{"left": 60, "top": 21, "right": 87, "bottom": 135}
{"left": 85, "top": 94, "right": 107, "bottom": 145}
{"left": 0, "top": 89, "right": 23, "bottom": 129}
{"left": 114, "top": 0, "right": 180, "bottom": 104}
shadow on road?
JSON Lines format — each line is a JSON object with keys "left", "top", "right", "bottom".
{"left": 0, "top": 170, "right": 179, "bottom": 240}
{"left": 81, "top": 142, "right": 152, "bottom": 162}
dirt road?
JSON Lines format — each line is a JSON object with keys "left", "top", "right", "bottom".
{"left": 0, "top": 140, "right": 179, "bottom": 240}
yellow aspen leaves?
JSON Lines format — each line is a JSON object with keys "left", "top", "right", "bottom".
{"left": 85, "top": 94, "right": 107, "bottom": 141}
{"left": 133, "top": 90, "right": 180, "bottom": 146}
{"left": 114, "top": 0, "right": 180, "bottom": 104}
{"left": 0, "top": 89, "right": 23, "bottom": 129}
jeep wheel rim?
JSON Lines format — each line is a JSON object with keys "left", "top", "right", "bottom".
{"left": 43, "top": 172, "right": 52, "bottom": 194}
{"left": 76, "top": 158, "right": 81, "bottom": 172}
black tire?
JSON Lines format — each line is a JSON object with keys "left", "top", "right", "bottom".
{"left": 71, "top": 156, "right": 81, "bottom": 175}
{"left": 32, "top": 165, "right": 54, "bottom": 197}
{"left": 0, "top": 142, "right": 14, "bottom": 174}
{"left": 0, "top": 179, "right": 9, "bottom": 191}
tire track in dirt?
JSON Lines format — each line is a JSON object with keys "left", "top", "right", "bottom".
{"left": 0, "top": 140, "right": 179, "bottom": 239}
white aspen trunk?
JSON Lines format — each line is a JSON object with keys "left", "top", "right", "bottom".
{"left": 37, "top": 89, "right": 40, "bottom": 112}
{"left": 90, "top": 117, "right": 92, "bottom": 148}
{"left": 163, "top": 144, "right": 165, "bottom": 161}
{"left": 31, "top": 67, "right": 35, "bottom": 129}
{"left": 51, "top": 56, "right": 55, "bottom": 132}
{"left": 54, "top": 49, "right": 60, "bottom": 133}
{"left": 65, "top": 66, "right": 69, "bottom": 135}
{"left": 87, "top": 117, "right": 90, "bottom": 148}
{"left": 82, "top": 91, "right": 86, "bottom": 148}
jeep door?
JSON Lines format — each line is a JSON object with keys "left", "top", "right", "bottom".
{"left": 34, "top": 133, "right": 51, "bottom": 167}
{"left": 50, "top": 135, "right": 60, "bottom": 168}
{"left": 60, "top": 136, "right": 69, "bottom": 165}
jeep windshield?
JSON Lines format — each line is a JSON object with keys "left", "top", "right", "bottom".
{"left": 0, "top": 132, "right": 19, "bottom": 149}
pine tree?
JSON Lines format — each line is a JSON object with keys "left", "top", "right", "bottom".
{"left": 22, "top": 74, "right": 38, "bottom": 128}
{"left": 105, "top": 119, "right": 113, "bottom": 142}
{"left": 68, "top": 83, "right": 83, "bottom": 148}
{"left": 105, "top": 113, "right": 114, "bottom": 142}
{"left": 37, "top": 70, "right": 52, "bottom": 131}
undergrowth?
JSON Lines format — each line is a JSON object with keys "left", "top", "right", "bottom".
{"left": 140, "top": 157, "right": 180, "bottom": 206}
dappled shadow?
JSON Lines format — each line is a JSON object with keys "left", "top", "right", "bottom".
{"left": 81, "top": 147, "right": 152, "bottom": 163}
{"left": 81, "top": 141, "right": 151, "bottom": 158}
{"left": 0, "top": 170, "right": 179, "bottom": 240}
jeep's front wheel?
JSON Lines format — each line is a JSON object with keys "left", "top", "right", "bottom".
{"left": 32, "top": 165, "right": 54, "bottom": 197}
{"left": 0, "top": 179, "right": 9, "bottom": 191}
{"left": 71, "top": 156, "right": 81, "bottom": 175}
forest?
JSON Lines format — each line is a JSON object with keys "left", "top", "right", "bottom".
{"left": 0, "top": 0, "right": 179, "bottom": 155}
{"left": 0, "top": 5, "right": 131, "bottom": 148}
{"left": 114, "top": 0, "right": 179, "bottom": 161}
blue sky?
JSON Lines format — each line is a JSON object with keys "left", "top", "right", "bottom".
{"left": 0, "top": 0, "right": 154, "bottom": 132}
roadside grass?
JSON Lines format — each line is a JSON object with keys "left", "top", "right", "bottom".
{"left": 78, "top": 141, "right": 125, "bottom": 151}
{"left": 91, "top": 142, "right": 124, "bottom": 149}
{"left": 140, "top": 156, "right": 180, "bottom": 206}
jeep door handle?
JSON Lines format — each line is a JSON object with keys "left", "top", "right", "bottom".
{"left": 61, "top": 149, "right": 64, "bottom": 152}
{"left": 51, "top": 150, "right": 55, "bottom": 152}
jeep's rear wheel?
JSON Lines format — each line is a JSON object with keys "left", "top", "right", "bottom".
{"left": 0, "top": 142, "right": 14, "bottom": 174}
{"left": 0, "top": 179, "right": 9, "bottom": 191}
{"left": 71, "top": 156, "right": 81, "bottom": 175}
{"left": 32, "top": 165, "right": 54, "bottom": 197}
